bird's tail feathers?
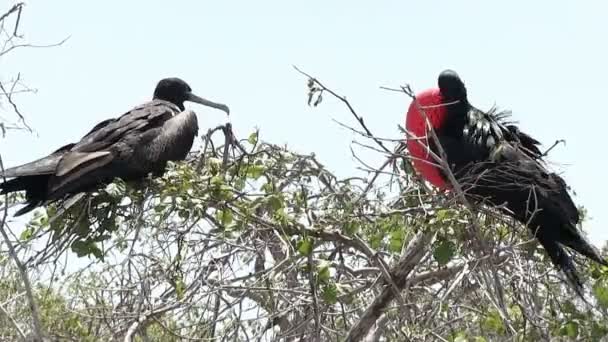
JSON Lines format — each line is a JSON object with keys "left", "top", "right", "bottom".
{"left": 1, "top": 154, "right": 63, "bottom": 178}
{"left": 0, "top": 177, "right": 26, "bottom": 194}
{"left": 14, "top": 201, "right": 42, "bottom": 216}
{"left": 536, "top": 232, "right": 585, "bottom": 298}
{"left": 562, "top": 233, "right": 608, "bottom": 267}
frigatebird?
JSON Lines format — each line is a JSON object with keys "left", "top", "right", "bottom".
{"left": 1, "top": 77, "right": 230, "bottom": 216}
{"left": 405, "top": 70, "right": 606, "bottom": 293}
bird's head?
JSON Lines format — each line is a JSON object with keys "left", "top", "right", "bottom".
{"left": 405, "top": 70, "right": 469, "bottom": 127}
{"left": 153, "top": 77, "right": 230, "bottom": 115}
{"left": 403, "top": 70, "right": 472, "bottom": 188}
{"left": 437, "top": 69, "right": 467, "bottom": 102}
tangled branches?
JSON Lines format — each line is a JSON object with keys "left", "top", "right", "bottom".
{"left": 0, "top": 65, "right": 607, "bottom": 341}
{"left": 0, "top": 109, "right": 604, "bottom": 342}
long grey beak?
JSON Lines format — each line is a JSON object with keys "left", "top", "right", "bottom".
{"left": 187, "top": 92, "right": 230, "bottom": 115}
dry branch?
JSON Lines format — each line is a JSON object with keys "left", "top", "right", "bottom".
{"left": 345, "top": 231, "right": 434, "bottom": 342}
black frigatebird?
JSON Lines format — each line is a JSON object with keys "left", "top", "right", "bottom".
{"left": 405, "top": 70, "right": 606, "bottom": 295}
{"left": 1, "top": 77, "right": 230, "bottom": 216}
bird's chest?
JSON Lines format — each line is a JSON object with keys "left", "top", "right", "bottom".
{"left": 122, "top": 111, "right": 199, "bottom": 174}
{"left": 152, "top": 111, "right": 199, "bottom": 162}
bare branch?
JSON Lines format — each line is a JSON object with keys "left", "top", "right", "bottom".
{"left": 0, "top": 155, "right": 45, "bottom": 340}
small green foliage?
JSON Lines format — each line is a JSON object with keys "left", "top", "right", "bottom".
{"left": 5, "top": 129, "right": 608, "bottom": 340}
{"left": 343, "top": 220, "right": 359, "bottom": 235}
{"left": 321, "top": 283, "right": 338, "bottom": 304}
{"left": 20, "top": 226, "right": 35, "bottom": 241}
{"left": 389, "top": 229, "right": 405, "bottom": 253}
{"left": 267, "top": 194, "right": 284, "bottom": 212}
{"left": 482, "top": 309, "right": 505, "bottom": 335}
{"left": 450, "top": 331, "right": 468, "bottom": 342}
{"left": 70, "top": 240, "right": 103, "bottom": 260}
{"left": 248, "top": 131, "right": 259, "bottom": 145}
{"left": 207, "top": 157, "right": 223, "bottom": 175}
{"left": 369, "top": 231, "right": 383, "bottom": 250}
{"left": 560, "top": 321, "right": 579, "bottom": 338}
{"left": 175, "top": 278, "right": 186, "bottom": 301}
{"left": 247, "top": 163, "right": 266, "bottom": 180}
{"left": 317, "top": 260, "right": 331, "bottom": 284}
{"left": 219, "top": 209, "right": 234, "bottom": 226}
{"left": 594, "top": 279, "right": 608, "bottom": 309}
{"left": 433, "top": 238, "right": 456, "bottom": 266}
{"left": 297, "top": 237, "right": 313, "bottom": 256}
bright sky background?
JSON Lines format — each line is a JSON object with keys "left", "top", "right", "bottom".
{"left": 3, "top": 1, "right": 608, "bottom": 245}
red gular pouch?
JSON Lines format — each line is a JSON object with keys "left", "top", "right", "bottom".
{"left": 405, "top": 87, "right": 451, "bottom": 189}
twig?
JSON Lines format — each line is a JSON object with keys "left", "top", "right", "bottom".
{"left": 0, "top": 36, "right": 71, "bottom": 58}
{"left": 344, "top": 231, "right": 434, "bottom": 342}
{"left": 542, "top": 139, "right": 565, "bottom": 157}
{"left": 0, "top": 155, "right": 45, "bottom": 340}
{"left": 307, "top": 243, "right": 321, "bottom": 341}
{"left": 0, "top": 3, "right": 23, "bottom": 24}
{"left": 0, "top": 74, "right": 33, "bottom": 133}
{"left": 0, "top": 299, "right": 26, "bottom": 341}
{"left": 293, "top": 65, "right": 392, "bottom": 155}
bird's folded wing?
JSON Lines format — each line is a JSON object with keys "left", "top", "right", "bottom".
{"left": 486, "top": 142, "right": 579, "bottom": 224}
{"left": 73, "top": 100, "right": 178, "bottom": 152}
{"left": 55, "top": 151, "right": 113, "bottom": 177}
{"left": 1, "top": 142, "right": 77, "bottom": 178}
{"left": 50, "top": 151, "right": 114, "bottom": 194}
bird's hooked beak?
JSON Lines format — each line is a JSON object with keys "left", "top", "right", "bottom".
{"left": 186, "top": 93, "right": 230, "bottom": 115}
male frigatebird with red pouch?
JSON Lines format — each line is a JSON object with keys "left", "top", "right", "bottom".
{"left": 405, "top": 70, "right": 605, "bottom": 293}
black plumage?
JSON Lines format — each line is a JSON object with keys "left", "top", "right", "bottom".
{"left": 434, "top": 70, "right": 605, "bottom": 293}
{"left": 1, "top": 78, "right": 229, "bottom": 216}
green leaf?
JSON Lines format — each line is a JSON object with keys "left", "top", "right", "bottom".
{"left": 369, "top": 232, "right": 383, "bottom": 250}
{"left": 433, "top": 239, "right": 455, "bottom": 266}
{"left": 297, "top": 238, "right": 313, "bottom": 256}
{"left": 317, "top": 260, "right": 331, "bottom": 284}
{"left": 273, "top": 208, "right": 289, "bottom": 225}
{"left": 216, "top": 209, "right": 233, "bottom": 226}
{"left": 210, "top": 175, "right": 224, "bottom": 186}
{"left": 559, "top": 321, "right": 579, "bottom": 338}
{"left": 267, "top": 195, "right": 284, "bottom": 212}
{"left": 561, "top": 300, "right": 577, "bottom": 314}
{"left": 389, "top": 229, "right": 405, "bottom": 253}
{"left": 322, "top": 283, "right": 338, "bottom": 304}
{"left": 175, "top": 278, "right": 185, "bottom": 301}
{"left": 207, "top": 157, "right": 222, "bottom": 175}
{"left": 261, "top": 181, "right": 274, "bottom": 193}
{"left": 99, "top": 216, "right": 118, "bottom": 233}
{"left": 248, "top": 131, "right": 259, "bottom": 145}
{"left": 20, "top": 227, "right": 34, "bottom": 241}
{"left": 593, "top": 280, "right": 608, "bottom": 309}
{"left": 75, "top": 217, "right": 92, "bottom": 237}
{"left": 473, "top": 337, "right": 487, "bottom": 342}
{"left": 452, "top": 331, "right": 467, "bottom": 342}
{"left": 247, "top": 164, "right": 266, "bottom": 180}
{"left": 71, "top": 240, "right": 103, "bottom": 260}
{"left": 435, "top": 209, "right": 451, "bottom": 222}
{"left": 482, "top": 309, "right": 505, "bottom": 335}
{"left": 591, "top": 321, "right": 608, "bottom": 339}
{"left": 343, "top": 221, "right": 359, "bottom": 235}
{"left": 234, "top": 178, "right": 246, "bottom": 191}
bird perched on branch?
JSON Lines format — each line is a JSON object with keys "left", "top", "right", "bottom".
{"left": 405, "top": 69, "right": 606, "bottom": 294}
{"left": 1, "top": 77, "right": 230, "bottom": 216}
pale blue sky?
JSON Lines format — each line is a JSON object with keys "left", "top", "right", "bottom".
{"left": 3, "top": 1, "right": 608, "bottom": 244}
